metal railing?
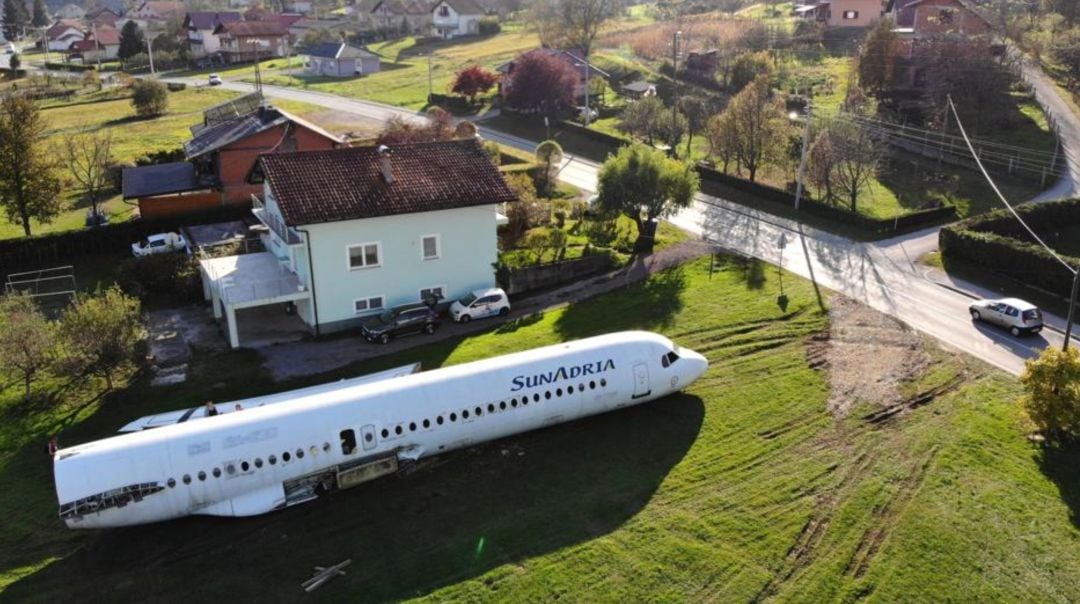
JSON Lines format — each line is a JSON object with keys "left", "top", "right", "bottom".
{"left": 252, "top": 195, "right": 302, "bottom": 245}
{"left": 221, "top": 276, "right": 308, "bottom": 305}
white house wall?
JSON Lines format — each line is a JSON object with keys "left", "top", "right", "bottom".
{"left": 302, "top": 205, "right": 498, "bottom": 332}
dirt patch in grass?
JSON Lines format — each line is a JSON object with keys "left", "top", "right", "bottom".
{"left": 808, "top": 295, "right": 931, "bottom": 417}
{"left": 298, "top": 109, "right": 382, "bottom": 139}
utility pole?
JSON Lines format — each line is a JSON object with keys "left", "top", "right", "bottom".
{"left": 792, "top": 101, "right": 811, "bottom": 211}
{"left": 147, "top": 36, "right": 155, "bottom": 76}
{"left": 427, "top": 52, "right": 433, "bottom": 101}
{"left": 92, "top": 22, "right": 101, "bottom": 69}
{"left": 583, "top": 55, "right": 590, "bottom": 126}
{"left": 1065, "top": 268, "right": 1079, "bottom": 352}
{"left": 672, "top": 30, "right": 681, "bottom": 155}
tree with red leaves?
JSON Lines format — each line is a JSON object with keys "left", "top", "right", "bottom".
{"left": 451, "top": 66, "right": 499, "bottom": 104}
{"left": 505, "top": 51, "right": 578, "bottom": 114}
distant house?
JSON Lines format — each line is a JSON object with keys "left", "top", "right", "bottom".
{"left": 198, "top": 138, "right": 516, "bottom": 348}
{"left": 46, "top": 19, "right": 85, "bottom": 51}
{"left": 620, "top": 80, "right": 656, "bottom": 100}
{"left": 85, "top": 4, "right": 122, "bottom": 26}
{"left": 213, "top": 19, "right": 290, "bottom": 63}
{"left": 134, "top": 1, "right": 185, "bottom": 22}
{"left": 430, "top": 0, "right": 485, "bottom": 39}
{"left": 184, "top": 11, "right": 242, "bottom": 58}
{"left": 184, "top": 94, "right": 344, "bottom": 204}
{"left": 67, "top": 26, "right": 120, "bottom": 62}
{"left": 793, "top": 0, "right": 885, "bottom": 27}
{"left": 289, "top": 16, "right": 352, "bottom": 40}
{"left": 889, "top": 0, "right": 993, "bottom": 36}
{"left": 285, "top": 0, "right": 314, "bottom": 14}
{"left": 54, "top": 3, "right": 86, "bottom": 19}
{"left": 370, "top": 0, "right": 432, "bottom": 34}
{"left": 304, "top": 42, "right": 380, "bottom": 76}
{"left": 497, "top": 48, "right": 611, "bottom": 102}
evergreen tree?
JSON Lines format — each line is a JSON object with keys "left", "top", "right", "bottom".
{"left": 31, "top": 0, "right": 49, "bottom": 28}
{"left": 2, "top": 0, "right": 30, "bottom": 40}
{"left": 118, "top": 20, "right": 146, "bottom": 61}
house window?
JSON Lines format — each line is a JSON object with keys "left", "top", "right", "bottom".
{"left": 347, "top": 242, "right": 381, "bottom": 270}
{"left": 421, "top": 234, "right": 440, "bottom": 260}
{"left": 843, "top": 10, "right": 858, "bottom": 19}
{"left": 354, "top": 296, "right": 385, "bottom": 314}
{"left": 438, "top": 5, "right": 449, "bottom": 16}
{"left": 420, "top": 286, "right": 445, "bottom": 303}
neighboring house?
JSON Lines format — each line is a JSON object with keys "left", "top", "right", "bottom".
{"left": 85, "top": 4, "right": 122, "bottom": 26}
{"left": 793, "top": 0, "right": 884, "bottom": 27}
{"left": 45, "top": 19, "right": 85, "bottom": 51}
{"left": 898, "top": 0, "right": 992, "bottom": 36}
{"left": 285, "top": 0, "right": 314, "bottom": 14}
{"left": 620, "top": 79, "right": 656, "bottom": 100}
{"left": 121, "top": 162, "right": 220, "bottom": 219}
{"left": 54, "top": 3, "right": 86, "bottom": 19}
{"left": 498, "top": 48, "right": 611, "bottom": 101}
{"left": 304, "top": 42, "right": 380, "bottom": 76}
{"left": 430, "top": 0, "right": 485, "bottom": 39}
{"left": 184, "top": 94, "right": 344, "bottom": 204}
{"left": 370, "top": 0, "right": 432, "bottom": 34}
{"left": 198, "top": 138, "right": 517, "bottom": 348}
{"left": 214, "top": 19, "right": 290, "bottom": 63}
{"left": 184, "top": 11, "right": 242, "bottom": 58}
{"left": 67, "top": 26, "right": 120, "bottom": 62}
{"left": 289, "top": 17, "right": 352, "bottom": 40}
{"left": 134, "top": 1, "right": 185, "bottom": 22}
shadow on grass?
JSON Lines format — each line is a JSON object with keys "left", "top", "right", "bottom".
{"left": 719, "top": 255, "right": 766, "bottom": 290}
{"left": 1036, "top": 444, "right": 1080, "bottom": 531}
{"left": 2, "top": 391, "right": 705, "bottom": 601}
{"left": 553, "top": 264, "right": 687, "bottom": 339}
{"left": 494, "top": 311, "right": 545, "bottom": 334}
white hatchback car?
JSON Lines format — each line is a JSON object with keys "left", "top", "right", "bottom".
{"left": 132, "top": 232, "right": 188, "bottom": 257}
{"left": 208, "top": 73, "right": 222, "bottom": 86}
{"left": 449, "top": 288, "right": 510, "bottom": 323}
{"left": 969, "top": 297, "right": 1043, "bottom": 336}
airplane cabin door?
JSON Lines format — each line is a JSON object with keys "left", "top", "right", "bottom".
{"left": 361, "top": 424, "right": 377, "bottom": 451}
{"left": 632, "top": 363, "right": 651, "bottom": 398}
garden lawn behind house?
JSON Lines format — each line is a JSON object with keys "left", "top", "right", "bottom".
{"left": 1, "top": 256, "right": 1079, "bottom": 601}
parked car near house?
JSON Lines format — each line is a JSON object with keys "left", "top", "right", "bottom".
{"left": 969, "top": 297, "right": 1043, "bottom": 336}
{"left": 131, "top": 232, "right": 188, "bottom": 256}
{"left": 208, "top": 73, "right": 222, "bottom": 86}
{"left": 576, "top": 106, "right": 597, "bottom": 121}
{"left": 361, "top": 303, "right": 440, "bottom": 344}
{"left": 449, "top": 287, "right": 510, "bottom": 323}
{"left": 4, "top": 43, "right": 16, "bottom": 54}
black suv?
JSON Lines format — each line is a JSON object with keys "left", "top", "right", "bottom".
{"left": 360, "top": 304, "right": 440, "bottom": 344}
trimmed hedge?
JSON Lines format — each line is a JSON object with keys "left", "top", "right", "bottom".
{"left": 44, "top": 62, "right": 97, "bottom": 72}
{"left": 0, "top": 205, "right": 252, "bottom": 276}
{"left": 939, "top": 200, "right": 1080, "bottom": 299}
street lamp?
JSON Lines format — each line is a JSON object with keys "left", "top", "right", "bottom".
{"left": 672, "top": 30, "right": 682, "bottom": 153}
{"left": 790, "top": 102, "right": 811, "bottom": 211}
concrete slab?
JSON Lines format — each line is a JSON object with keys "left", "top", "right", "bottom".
{"left": 200, "top": 252, "right": 309, "bottom": 306}
{"left": 236, "top": 304, "right": 311, "bottom": 348}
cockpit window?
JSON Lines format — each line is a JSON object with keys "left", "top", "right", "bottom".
{"left": 661, "top": 351, "right": 680, "bottom": 367}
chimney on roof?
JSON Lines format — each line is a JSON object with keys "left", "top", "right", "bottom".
{"left": 377, "top": 144, "right": 393, "bottom": 184}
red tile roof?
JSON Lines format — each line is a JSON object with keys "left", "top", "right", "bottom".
{"left": 259, "top": 139, "right": 517, "bottom": 226}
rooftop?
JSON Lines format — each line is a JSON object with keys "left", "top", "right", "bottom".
{"left": 185, "top": 105, "right": 342, "bottom": 160}
{"left": 258, "top": 139, "right": 518, "bottom": 227}
{"left": 122, "top": 162, "right": 202, "bottom": 199}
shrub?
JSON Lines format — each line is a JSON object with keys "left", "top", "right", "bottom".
{"left": 117, "top": 253, "right": 202, "bottom": 305}
{"left": 552, "top": 199, "right": 570, "bottom": 228}
{"left": 479, "top": 17, "right": 500, "bottom": 35}
{"left": 1022, "top": 347, "right": 1080, "bottom": 443}
{"left": 131, "top": 78, "right": 168, "bottom": 117}
{"left": 57, "top": 286, "right": 146, "bottom": 390}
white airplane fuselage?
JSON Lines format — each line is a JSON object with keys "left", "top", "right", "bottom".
{"left": 54, "top": 331, "right": 708, "bottom": 529}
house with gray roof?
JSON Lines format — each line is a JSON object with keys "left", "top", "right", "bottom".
{"left": 303, "top": 42, "right": 380, "bottom": 76}
{"left": 184, "top": 11, "right": 242, "bottom": 58}
{"left": 430, "top": 0, "right": 486, "bottom": 38}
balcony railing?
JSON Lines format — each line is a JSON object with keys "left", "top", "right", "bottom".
{"left": 221, "top": 276, "right": 307, "bottom": 305}
{"left": 252, "top": 195, "right": 302, "bottom": 245}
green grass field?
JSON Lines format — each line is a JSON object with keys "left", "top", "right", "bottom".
{"left": 2, "top": 255, "right": 1079, "bottom": 601}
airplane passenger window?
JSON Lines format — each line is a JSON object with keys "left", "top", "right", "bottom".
{"left": 409, "top": 422, "right": 417, "bottom": 431}
{"left": 578, "top": 383, "right": 585, "bottom": 392}
{"left": 167, "top": 478, "right": 176, "bottom": 488}
{"left": 423, "top": 419, "right": 430, "bottom": 428}
{"left": 341, "top": 429, "right": 357, "bottom": 455}
{"left": 521, "top": 398, "right": 527, "bottom": 406}
{"left": 241, "top": 461, "right": 250, "bottom": 472}
{"left": 556, "top": 388, "right": 563, "bottom": 397}
{"left": 533, "top": 393, "right": 540, "bottom": 403}
{"left": 589, "top": 381, "right": 596, "bottom": 390}
{"left": 395, "top": 425, "right": 403, "bottom": 435}
{"left": 475, "top": 406, "right": 483, "bottom": 416}
{"left": 226, "top": 464, "right": 236, "bottom": 474}
{"left": 463, "top": 410, "right": 470, "bottom": 419}
{"left": 437, "top": 415, "right": 444, "bottom": 425}
{"left": 269, "top": 455, "right": 277, "bottom": 465}
{"left": 255, "top": 458, "right": 263, "bottom": 468}
{"left": 183, "top": 474, "right": 191, "bottom": 484}
{"left": 450, "top": 413, "right": 457, "bottom": 421}
{"left": 511, "top": 399, "right": 518, "bottom": 408}
{"left": 545, "top": 391, "right": 551, "bottom": 400}
{"left": 283, "top": 452, "right": 291, "bottom": 462}
{"left": 296, "top": 449, "right": 304, "bottom": 459}
{"left": 600, "top": 379, "right": 607, "bottom": 388}
{"left": 213, "top": 468, "right": 221, "bottom": 477}
{"left": 500, "top": 401, "right": 506, "bottom": 410}
{"left": 198, "top": 471, "right": 206, "bottom": 481}
{"left": 568, "top": 385, "right": 575, "bottom": 394}
{"left": 381, "top": 428, "right": 389, "bottom": 438}
{"left": 488, "top": 403, "right": 495, "bottom": 413}
{"left": 323, "top": 443, "right": 331, "bottom": 453}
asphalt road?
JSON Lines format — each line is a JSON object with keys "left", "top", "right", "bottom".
{"left": 167, "top": 76, "right": 1074, "bottom": 376}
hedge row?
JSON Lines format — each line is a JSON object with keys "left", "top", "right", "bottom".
{"left": 0, "top": 205, "right": 253, "bottom": 276}
{"left": 44, "top": 62, "right": 97, "bottom": 72}
{"left": 939, "top": 200, "right": 1080, "bottom": 298}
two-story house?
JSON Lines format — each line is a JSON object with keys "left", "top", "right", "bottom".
{"left": 198, "top": 139, "right": 516, "bottom": 348}
{"left": 430, "top": 0, "right": 485, "bottom": 39}
{"left": 45, "top": 18, "right": 85, "bottom": 51}
{"left": 67, "top": 27, "right": 120, "bottom": 62}
{"left": 213, "top": 19, "right": 290, "bottom": 63}
{"left": 134, "top": 1, "right": 185, "bottom": 22}
{"left": 370, "top": 0, "right": 432, "bottom": 34}
{"left": 184, "top": 11, "right": 242, "bottom": 58}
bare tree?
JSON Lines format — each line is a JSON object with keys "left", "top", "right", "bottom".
{"left": 706, "top": 110, "right": 739, "bottom": 174}
{"left": 64, "top": 131, "right": 114, "bottom": 222}
{"left": 830, "top": 120, "right": 883, "bottom": 213}
{"left": 528, "top": 0, "right": 615, "bottom": 57}
{"left": 715, "top": 73, "right": 789, "bottom": 182}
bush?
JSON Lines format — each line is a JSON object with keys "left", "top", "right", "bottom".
{"left": 1022, "top": 347, "right": 1080, "bottom": 443}
{"left": 57, "top": 286, "right": 146, "bottom": 390}
{"left": 552, "top": 199, "right": 570, "bottom": 228}
{"left": 117, "top": 253, "right": 202, "bottom": 305}
{"left": 479, "top": 17, "right": 501, "bottom": 35}
{"left": 131, "top": 78, "right": 168, "bottom": 117}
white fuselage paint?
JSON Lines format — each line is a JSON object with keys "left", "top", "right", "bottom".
{"left": 54, "top": 331, "right": 708, "bottom": 529}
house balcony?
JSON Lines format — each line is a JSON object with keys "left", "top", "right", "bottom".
{"left": 252, "top": 195, "right": 303, "bottom": 245}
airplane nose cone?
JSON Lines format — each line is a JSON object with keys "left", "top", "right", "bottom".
{"left": 682, "top": 348, "right": 709, "bottom": 384}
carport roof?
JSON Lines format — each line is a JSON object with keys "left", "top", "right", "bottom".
{"left": 122, "top": 162, "right": 201, "bottom": 199}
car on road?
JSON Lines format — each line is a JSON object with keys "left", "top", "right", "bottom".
{"left": 132, "top": 232, "right": 188, "bottom": 257}
{"left": 208, "top": 73, "right": 222, "bottom": 86}
{"left": 361, "top": 303, "right": 440, "bottom": 344}
{"left": 969, "top": 297, "right": 1043, "bottom": 336}
{"left": 4, "top": 43, "right": 16, "bottom": 54}
{"left": 576, "top": 106, "right": 598, "bottom": 121}
{"left": 449, "top": 288, "right": 510, "bottom": 323}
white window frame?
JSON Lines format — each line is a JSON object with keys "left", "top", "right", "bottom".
{"left": 353, "top": 295, "right": 385, "bottom": 315}
{"left": 420, "top": 234, "right": 440, "bottom": 261}
{"left": 346, "top": 242, "right": 382, "bottom": 270}
{"left": 419, "top": 285, "right": 446, "bottom": 302}
{"left": 843, "top": 9, "right": 858, "bottom": 18}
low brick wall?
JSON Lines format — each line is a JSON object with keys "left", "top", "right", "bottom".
{"left": 507, "top": 254, "right": 614, "bottom": 295}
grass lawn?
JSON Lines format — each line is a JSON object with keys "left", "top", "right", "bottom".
{"left": 2, "top": 256, "right": 1080, "bottom": 600}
